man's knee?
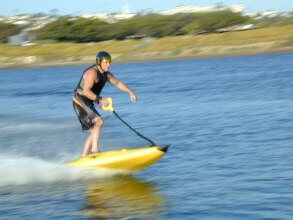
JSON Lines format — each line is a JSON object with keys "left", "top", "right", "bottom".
{"left": 93, "top": 117, "right": 103, "bottom": 127}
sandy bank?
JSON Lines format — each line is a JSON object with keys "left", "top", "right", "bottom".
{"left": 1, "top": 42, "right": 292, "bottom": 69}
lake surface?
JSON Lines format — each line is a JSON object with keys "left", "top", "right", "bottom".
{"left": 0, "top": 53, "right": 293, "bottom": 219}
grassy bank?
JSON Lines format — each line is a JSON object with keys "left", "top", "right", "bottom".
{"left": 0, "top": 26, "right": 292, "bottom": 68}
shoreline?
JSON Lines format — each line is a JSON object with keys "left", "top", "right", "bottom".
{"left": 1, "top": 45, "right": 292, "bottom": 69}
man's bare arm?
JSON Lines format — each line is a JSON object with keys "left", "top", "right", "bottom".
{"left": 108, "top": 72, "right": 137, "bottom": 102}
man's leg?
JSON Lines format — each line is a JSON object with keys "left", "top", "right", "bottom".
{"left": 91, "top": 116, "right": 104, "bottom": 153}
{"left": 82, "top": 132, "right": 93, "bottom": 156}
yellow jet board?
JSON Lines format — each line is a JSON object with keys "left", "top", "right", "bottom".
{"left": 67, "top": 145, "right": 169, "bottom": 172}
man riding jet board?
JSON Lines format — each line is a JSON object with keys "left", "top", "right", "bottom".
{"left": 72, "top": 51, "right": 137, "bottom": 156}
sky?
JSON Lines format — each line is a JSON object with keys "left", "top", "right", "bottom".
{"left": 1, "top": 0, "right": 293, "bottom": 16}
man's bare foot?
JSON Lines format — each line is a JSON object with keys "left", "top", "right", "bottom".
{"left": 90, "top": 149, "right": 101, "bottom": 154}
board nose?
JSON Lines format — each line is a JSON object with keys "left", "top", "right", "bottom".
{"left": 158, "top": 144, "right": 170, "bottom": 153}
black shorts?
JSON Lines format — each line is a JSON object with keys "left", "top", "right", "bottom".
{"left": 73, "top": 93, "right": 101, "bottom": 131}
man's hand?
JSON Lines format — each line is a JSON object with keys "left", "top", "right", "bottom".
{"left": 100, "top": 98, "right": 110, "bottom": 107}
{"left": 130, "top": 92, "right": 137, "bottom": 103}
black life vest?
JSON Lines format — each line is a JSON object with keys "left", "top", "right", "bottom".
{"left": 75, "top": 65, "right": 108, "bottom": 100}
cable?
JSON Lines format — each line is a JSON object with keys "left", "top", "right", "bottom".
{"left": 113, "top": 111, "right": 157, "bottom": 146}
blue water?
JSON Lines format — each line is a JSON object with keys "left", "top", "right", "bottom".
{"left": 0, "top": 53, "right": 293, "bottom": 219}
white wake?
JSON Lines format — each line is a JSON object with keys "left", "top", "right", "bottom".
{"left": 0, "top": 155, "right": 119, "bottom": 187}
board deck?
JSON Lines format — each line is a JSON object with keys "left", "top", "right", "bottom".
{"left": 67, "top": 145, "right": 169, "bottom": 172}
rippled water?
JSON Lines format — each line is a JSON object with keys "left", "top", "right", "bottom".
{"left": 0, "top": 53, "right": 292, "bottom": 219}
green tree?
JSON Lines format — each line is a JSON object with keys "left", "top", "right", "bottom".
{"left": 36, "top": 11, "right": 255, "bottom": 42}
{"left": 37, "top": 17, "right": 73, "bottom": 41}
{"left": 196, "top": 11, "right": 251, "bottom": 32}
{"left": 113, "top": 14, "right": 185, "bottom": 39}
{"left": 67, "top": 18, "right": 109, "bottom": 42}
{"left": 255, "top": 16, "right": 293, "bottom": 28}
{"left": 37, "top": 17, "right": 110, "bottom": 42}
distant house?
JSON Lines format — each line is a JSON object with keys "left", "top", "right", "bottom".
{"left": 8, "top": 32, "right": 35, "bottom": 46}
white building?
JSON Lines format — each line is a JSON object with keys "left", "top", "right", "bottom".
{"left": 81, "top": 12, "right": 136, "bottom": 23}
{"left": 81, "top": 4, "right": 136, "bottom": 23}
{"left": 8, "top": 31, "right": 35, "bottom": 46}
{"left": 245, "top": 11, "right": 280, "bottom": 19}
{"left": 160, "top": 4, "right": 244, "bottom": 15}
{"left": 1, "top": 14, "right": 57, "bottom": 30}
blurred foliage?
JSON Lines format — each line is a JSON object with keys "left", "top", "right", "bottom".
{"left": 36, "top": 11, "right": 253, "bottom": 42}
{"left": 36, "top": 17, "right": 110, "bottom": 42}
{"left": 1, "top": 11, "right": 292, "bottom": 45}
{"left": 114, "top": 14, "right": 185, "bottom": 38}
{"left": 253, "top": 16, "right": 293, "bottom": 28}
{"left": 179, "top": 11, "right": 252, "bottom": 33}
{"left": 0, "top": 22, "right": 21, "bottom": 43}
